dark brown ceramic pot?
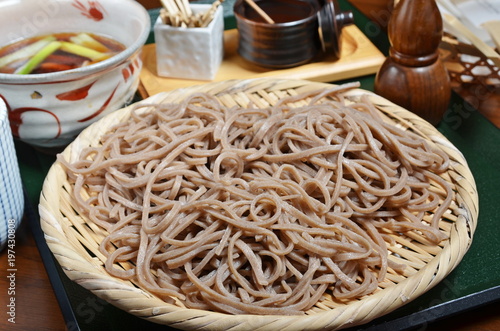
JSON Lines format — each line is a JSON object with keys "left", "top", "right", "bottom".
{"left": 234, "top": 0, "right": 321, "bottom": 68}
{"left": 233, "top": 0, "right": 353, "bottom": 69}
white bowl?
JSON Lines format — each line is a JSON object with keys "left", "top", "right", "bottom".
{"left": 0, "top": 0, "right": 151, "bottom": 149}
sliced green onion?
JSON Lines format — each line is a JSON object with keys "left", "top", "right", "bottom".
{"left": 0, "top": 36, "right": 56, "bottom": 69}
{"left": 69, "top": 33, "right": 110, "bottom": 53}
{"left": 60, "top": 42, "right": 108, "bottom": 61}
{"left": 15, "top": 41, "right": 62, "bottom": 75}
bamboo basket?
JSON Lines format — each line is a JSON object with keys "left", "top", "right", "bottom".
{"left": 39, "top": 78, "right": 478, "bottom": 330}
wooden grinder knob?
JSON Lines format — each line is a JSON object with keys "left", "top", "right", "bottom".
{"left": 374, "top": 0, "right": 451, "bottom": 125}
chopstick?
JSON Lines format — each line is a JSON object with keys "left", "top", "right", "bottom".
{"left": 160, "top": 0, "right": 223, "bottom": 28}
{"left": 244, "top": 0, "right": 274, "bottom": 24}
{"left": 441, "top": 12, "right": 500, "bottom": 68}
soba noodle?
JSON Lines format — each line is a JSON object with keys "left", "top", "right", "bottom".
{"left": 59, "top": 83, "right": 453, "bottom": 315}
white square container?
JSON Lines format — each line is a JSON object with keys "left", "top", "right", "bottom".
{"left": 154, "top": 4, "right": 224, "bottom": 81}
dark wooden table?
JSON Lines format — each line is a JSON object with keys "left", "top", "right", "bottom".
{"left": 0, "top": 220, "right": 66, "bottom": 331}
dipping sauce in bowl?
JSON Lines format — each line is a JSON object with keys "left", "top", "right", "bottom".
{"left": 234, "top": 0, "right": 321, "bottom": 68}
{"left": 0, "top": 32, "right": 126, "bottom": 75}
{"left": 243, "top": 0, "right": 317, "bottom": 23}
{"left": 0, "top": 0, "right": 150, "bottom": 151}
{"left": 234, "top": 0, "right": 354, "bottom": 68}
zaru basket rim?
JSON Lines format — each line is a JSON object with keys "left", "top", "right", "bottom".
{"left": 39, "top": 78, "right": 478, "bottom": 330}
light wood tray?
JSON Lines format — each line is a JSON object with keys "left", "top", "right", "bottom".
{"left": 138, "top": 25, "right": 385, "bottom": 98}
{"left": 40, "top": 78, "right": 478, "bottom": 330}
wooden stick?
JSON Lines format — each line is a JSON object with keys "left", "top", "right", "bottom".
{"left": 244, "top": 0, "right": 275, "bottom": 24}
{"left": 482, "top": 21, "right": 500, "bottom": 55}
{"left": 442, "top": 13, "right": 500, "bottom": 68}
{"left": 173, "top": 0, "right": 187, "bottom": 17}
{"left": 160, "top": 0, "right": 223, "bottom": 28}
{"left": 180, "top": 0, "right": 192, "bottom": 17}
{"left": 199, "top": 0, "right": 219, "bottom": 27}
{"left": 161, "top": 0, "right": 178, "bottom": 15}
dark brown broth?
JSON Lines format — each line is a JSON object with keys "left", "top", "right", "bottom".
{"left": 0, "top": 32, "right": 125, "bottom": 74}
{"left": 244, "top": 0, "right": 316, "bottom": 23}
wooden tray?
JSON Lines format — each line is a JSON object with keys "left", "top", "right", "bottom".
{"left": 138, "top": 25, "right": 385, "bottom": 98}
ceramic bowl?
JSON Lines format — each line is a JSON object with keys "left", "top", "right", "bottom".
{"left": 0, "top": 0, "right": 151, "bottom": 150}
{"left": 234, "top": 0, "right": 321, "bottom": 68}
{"left": 233, "top": 0, "right": 354, "bottom": 68}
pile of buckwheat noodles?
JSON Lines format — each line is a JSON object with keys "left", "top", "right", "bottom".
{"left": 59, "top": 83, "right": 453, "bottom": 315}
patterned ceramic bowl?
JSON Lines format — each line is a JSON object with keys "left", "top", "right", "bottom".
{"left": 0, "top": 0, "right": 150, "bottom": 150}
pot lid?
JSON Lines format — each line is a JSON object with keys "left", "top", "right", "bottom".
{"left": 318, "top": 0, "right": 354, "bottom": 58}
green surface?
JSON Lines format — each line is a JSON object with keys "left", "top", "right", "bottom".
{"left": 15, "top": 1, "right": 500, "bottom": 330}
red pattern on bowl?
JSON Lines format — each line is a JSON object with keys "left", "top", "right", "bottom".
{"left": 0, "top": 0, "right": 150, "bottom": 149}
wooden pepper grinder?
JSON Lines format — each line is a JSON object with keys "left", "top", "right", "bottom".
{"left": 374, "top": 0, "right": 451, "bottom": 125}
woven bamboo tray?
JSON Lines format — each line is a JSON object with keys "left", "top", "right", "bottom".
{"left": 39, "top": 78, "right": 478, "bottom": 330}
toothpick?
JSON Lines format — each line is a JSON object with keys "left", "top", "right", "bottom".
{"left": 161, "top": 0, "right": 178, "bottom": 15}
{"left": 160, "top": 0, "right": 224, "bottom": 28}
{"left": 181, "top": 0, "right": 192, "bottom": 17}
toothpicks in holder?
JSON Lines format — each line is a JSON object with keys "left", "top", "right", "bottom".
{"left": 160, "top": 0, "right": 223, "bottom": 28}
